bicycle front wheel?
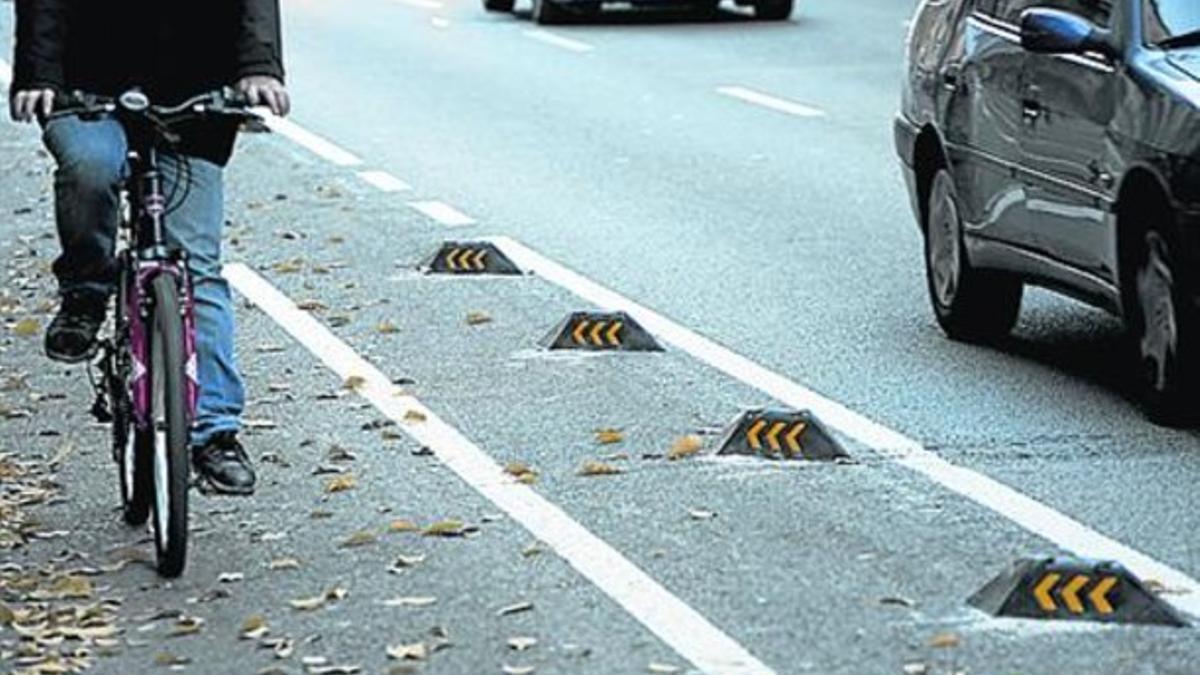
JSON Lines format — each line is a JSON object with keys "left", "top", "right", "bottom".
{"left": 148, "top": 273, "right": 191, "bottom": 577}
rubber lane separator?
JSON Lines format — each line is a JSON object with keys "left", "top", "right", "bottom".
{"left": 523, "top": 29, "right": 595, "bottom": 53}
{"left": 409, "top": 200, "right": 477, "bottom": 227}
{"left": 221, "top": 262, "right": 774, "bottom": 675}
{"left": 260, "top": 113, "right": 363, "bottom": 167}
{"left": 488, "top": 235, "right": 1200, "bottom": 621}
{"left": 716, "top": 86, "right": 825, "bottom": 119}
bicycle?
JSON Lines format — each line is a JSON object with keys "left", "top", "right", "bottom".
{"left": 47, "top": 87, "right": 261, "bottom": 577}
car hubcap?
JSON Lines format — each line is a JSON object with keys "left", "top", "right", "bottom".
{"left": 929, "top": 182, "right": 961, "bottom": 309}
{"left": 1136, "top": 232, "right": 1178, "bottom": 393}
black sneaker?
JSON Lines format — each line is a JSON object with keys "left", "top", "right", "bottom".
{"left": 45, "top": 290, "right": 108, "bottom": 363}
{"left": 192, "top": 431, "right": 257, "bottom": 495}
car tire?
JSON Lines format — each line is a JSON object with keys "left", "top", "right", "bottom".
{"left": 1129, "top": 221, "right": 1199, "bottom": 425}
{"left": 533, "top": 0, "right": 569, "bottom": 24}
{"left": 924, "top": 169, "right": 1022, "bottom": 342}
{"left": 753, "top": 0, "right": 792, "bottom": 20}
{"left": 483, "top": 0, "right": 516, "bottom": 11}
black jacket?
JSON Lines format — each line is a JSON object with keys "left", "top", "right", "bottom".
{"left": 13, "top": 0, "right": 285, "bottom": 164}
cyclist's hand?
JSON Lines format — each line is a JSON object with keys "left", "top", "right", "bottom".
{"left": 236, "top": 75, "right": 290, "bottom": 117}
{"left": 10, "top": 88, "right": 56, "bottom": 123}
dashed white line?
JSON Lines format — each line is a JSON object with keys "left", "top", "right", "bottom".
{"left": 260, "top": 114, "right": 363, "bottom": 167}
{"left": 490, "top": 236, "right": 1200, "bottom": 620}
{"left": 716, "top": 86, "right": 825, "bottom": 118}
{"left": 523, "top": 29, "right": 595, "bottom": 53}
{"left": 221, "top": 262, "right": 775, "bottom": 675}
{"left": 408, "top": 200, "right": 477, "bottom": 226}
{"left": 356, "top": 170, "right": 411, "bottom": 193}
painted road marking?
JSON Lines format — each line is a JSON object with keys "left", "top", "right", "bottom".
{"left": 716, "top": 86, "right": 825, "bottom": 118}
{"left": 260, "top": 114, "right": 363, "bottom": 167}
{"left": 356, "top": 170, "right": 412, "bottom": 192}
{"left": 490, "top": 236, "right": 1200, "bottom": 620}
{"left": 431, "top": 16, "right": 452, "bottom": 29}
{"left": 409, "top": 200, "right": 477, "bottom": 227}
{"left": 221, "top": 262, "right": 774, "bottom": 675}
{"left": 523, "top": 29, "right": 595, "bottom": 53}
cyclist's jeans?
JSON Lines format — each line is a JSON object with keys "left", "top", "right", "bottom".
{"left": 42, "top": 114, "right": 245, "bottom": 449}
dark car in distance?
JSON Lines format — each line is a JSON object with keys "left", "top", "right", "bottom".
{"left": 483, "top": 0, "right": 793, "bottom": 26}
{"left": 895, "top": 0, "right": 1200, "bottom": 423}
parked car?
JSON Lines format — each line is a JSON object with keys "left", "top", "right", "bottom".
{"left": 895, "top": 0, "right": 1200, "bottom": 423}
{"left": 483, "top": 0, "right": 793, "bottom": 25}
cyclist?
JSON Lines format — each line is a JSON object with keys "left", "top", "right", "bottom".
{"left": 9, "top": 1, "right": 289, "bottom": 495}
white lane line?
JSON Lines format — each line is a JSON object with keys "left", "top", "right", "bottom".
{"left": 221, "top": 262, "right": 774, "bottom": 675}
{"left": 356, "top": 170, "right": 412, "bottom": 193}
{"left": 716, "top": 86, "right": 825, "bottom": 119}
{"left": 431, "top": 16, "right": 452, "bottom": 29}
{"left": 408, "top": 200, "right": 477, "bottom": 227}
{"left": 523, "top": 29, "right": 595, "bottom": 53}
{"left": 0, "top": 57, "right": 11, "bottom": 86}
{"left": 261, "top": 114, "right": 363, "bottom": 167}
{"left": 397, "top": 0, "right": 444, "bottom": 8}
{"left": 491, "top": 236, "right": 1200, "bottom": 620}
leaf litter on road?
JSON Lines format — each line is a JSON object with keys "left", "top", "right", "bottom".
{"left": 579, "top": 460, "right": 623, "bottom": 477}
{"left": 667, "top": 434, "right": 703, "bottom": 461}
{"left": 497, "top": 601, "right": 534, "bottom": 617}
{"left": 594, "top": 428, "right": 624, "bottom": 445}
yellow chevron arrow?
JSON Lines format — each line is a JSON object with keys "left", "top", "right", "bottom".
{"left": 1034, "top": 573, "right": 1060, "bottom": 612}
{"left": 765, "top": 421, "right": 786, "bottom": 453}
{"left": 573, "top": 320, "right": 589, "bottom": 345}
{"left": 746, "top": 419, "right": 768, "bottom": 451}
{"left": 590, "top": 321, "right": 606, "bottom": 347}
{"left": 1062, "top": 575, "right": 1089, "bottom": 614}
{"left": 1088, "top": 576, "right": 1117, "bottom": 615}
{"left": 784, "top": 422, "right": 806, "bottom": 455}
{"left": 445, "top": 248, "right": 462, "bottom": 271}
{"left": 606, "top": 321, "right": 622, "bottom": 346}
{"left": 473, "top": 250, "right": 487, "bottom": 270}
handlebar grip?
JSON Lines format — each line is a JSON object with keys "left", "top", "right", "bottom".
{"left": 221, "top": 88, "right": 252, "bottom": 109}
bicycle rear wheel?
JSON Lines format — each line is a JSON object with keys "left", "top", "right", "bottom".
{"left": 147, "top": 273, "right": 190, "bottom": 577}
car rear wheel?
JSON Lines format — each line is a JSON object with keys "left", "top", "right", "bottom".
{"left": 1131, "top": 224, "right": 1198, "bottom": 425}
{"left": 753, "top": 0, "right": 792, "bottom": 20}
{"left": 533, "top": 0, "right": 569, "bottom": 24}
{"left": 925, "top": 169, "right": 1022, "bottom": 342}
{"left": 483, "top": 0, "right": 516, "bottom": 11}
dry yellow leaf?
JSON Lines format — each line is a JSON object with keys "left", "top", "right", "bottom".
{"left": 389, "top": 519, "right": 420, "bottom": 533}
{"left": 297, "top": 299, "right": 327, "bottom": 311}
{"left": 503, "top": 666, "right": 536, "bottom": 675}
{"left": 403, "top": 409, "right": 427, "bottom": 424}
{"left": 929, "top": 632, "right": 960, "bottom": 649}
{"left": 423, "top": 519, "right": 465, "bottom": 537}
{"left": 290, "top": 595, "right": 325, "bottom": 611}
{"left": 377, "top": 320, "right": 399, "bottom": 334}
{"left": 269, "top": 557, "right": 301, "bottom": 570}
{"left": 647, "top": 663, "right": 681, "bottom": 673}
{"left": 11, "top": 318, "right": 39, "bottom": 337}
{"left": 386, "top": 642, "right": 427, "bottom": 661}
{"left": 324, "top": 474, "right": 356, "bottom": 493}
{"left": 340, "top": 530, "right": 377, "bottom": 548}
{"left": 272, "top": 258, "right": 303, "bottom": 274}
{"left": 579, "top": 460, "right": 623, "bottom": 477}
{"left": 169, "top": 616, "right": 205, "bottom": 637}
{"left": 667, "top": 435, "right": 703, "bottom": 461}
{"left": 343, "top": 375, "right": 366, "bottom": 391}
{"left": 595, "top": 428, "right": 625, "bottom": 445}
{"left": 465, "top": 311, "right": 492, "bottom": 326}
{"left": 507, "top": 637, "right": 538, "bottom": 651}
{"left": 240, "top": 615, "right": 268, "bottom": 640}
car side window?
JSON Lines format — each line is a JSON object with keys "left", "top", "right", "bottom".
{"left": 997, "top": 0, "right": 1111, "bottom": 26}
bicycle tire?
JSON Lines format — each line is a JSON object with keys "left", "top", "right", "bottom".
{"left": 148, "top": 273, "right": 190, "bottom": 577}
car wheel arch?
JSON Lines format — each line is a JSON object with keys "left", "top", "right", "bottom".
{"left": 1114, "top": 166, "right": 1174, "bottom": 318}
{"left": 914, "top": 124, "right": 950, "bottom": 235}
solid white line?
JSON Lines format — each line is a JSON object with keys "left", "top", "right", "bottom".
{"left": 523, "top": 29, "right": 595, "bottom": 53}
{"left": 408, "top": 200, "right": 477, "bottom": 227}
{"left": 356, "top": 170, "right": 412, "bottom": 193}
{"left": 397, "top": 0, "right": 444, "bottom": 8}
{"left": 490, "top": 236, "right": 1200, "bottom": 620}
{"left": 261, "top": 114, "right": 363, "bottom": 167}
{"left": 0, "top": 58, "right": 11, "bottom": 87}
{"left": 716, "top": 86, "right": 824, "bottom": 118}
{"left": 221, "top": 263, "right": 774, "bottom": 675}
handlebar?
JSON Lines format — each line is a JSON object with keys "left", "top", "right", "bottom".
{"left": 46, "top": 87, "right": 265, "bottom": 134}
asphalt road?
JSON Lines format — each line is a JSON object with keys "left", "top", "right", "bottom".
{"left": 3, "top": 0, "right": 1200, "bottom": 673}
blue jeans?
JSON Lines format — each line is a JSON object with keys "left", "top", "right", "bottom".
{"left": 43, "top": 115, "right": 244, "bottom": 449}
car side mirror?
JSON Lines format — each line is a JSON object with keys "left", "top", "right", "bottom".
{"left": 1020, "top": 8, "right": 1117, "bottom": 60}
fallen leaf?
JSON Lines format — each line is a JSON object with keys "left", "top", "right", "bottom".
{"left": 289, "top": 595, "right": 326, "bottom": 612}
{"left": 308, "top": 666, "right": 361, "bottom": 675}
{"left": 342, "top": 375, "right": 366, "bottom": 391}
{"left": 11, "top": 318, "right": 40, "bottom": 337}
{"left": 879, "top": 595, "right": 916, "bottom": 608}
{"left": 667, "top": 435, "right": 703, "bottom": 461}
{"left": 271, "top": 258, "right": 303, "bottom": 274}
{"left": 169, "top": 615, "right": 205, "bottom": 637}
{"left": 377, "top": 320, "right": 400, "bottom": 334}
{"left": 465, "top": 311, "right": 492, "bottom": 326}
{"left": 154, "top": 652, "right": 191, "bottom": 667}
{"left": 504, "top": 461, "right": 539, "bottom": 484}
{"left": 0, "top": 603, "right": 14, "bottom": 625}
{"left": 595, "top": 428, "right": 624, "bottom": 444}
{"left": 578, "top": 460, "right": 623, "bottom": 477}
{"left": 928, "top": 632, "right": 960, "bottom": 649}
{"left": 502, "top": 666, "right": 535, "bottom": 675}
{"left": 240, "top": 614, "right": 269, "bottom": 640}
{"left": 339, "top": 530, "right": 377, "bottom": 548}
{"left": 423, "top": 519, "right": 465, "bottom": 537}
{"left": 383, "top": 596, "right": 437, "bottom": 607}
{"left": 388, "top": 520, "right": 420, "bottom": 533}
{"left": 507, "top": 637, "right": 538, "bottom": 651}
{"left": 218, "top": 572, "right": 245, "bottom": 583}
{"left": 324, "top": 474, "right": 357, "bottom": 494}
{"left": 902, "top": 664, "right": 928, "bottom": 675}
{"left": 386, "top": 643, "right": 427, "bottom": 661}
{"left": 647, "top": 664, "right": 681, "bottom": 674}
{"left": 297, "top": 299, "right": 327, "bottom": 312}
{"left": 402, "top": 409, "right": 427, "bottom": 424}
{"left": 688, "top": 509, "right": 717, "bottom": 521}
{"left": 325, "top": 586, "right": 349, "bottom": 602}
{"left": 269, "top": 557, "right": 301, "bottom": 571}
{"left": 497, "top": 601, "right": 534, "bottom": 617}
{"left": 521, "top": 542, "right": 544, "bottom": 558}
